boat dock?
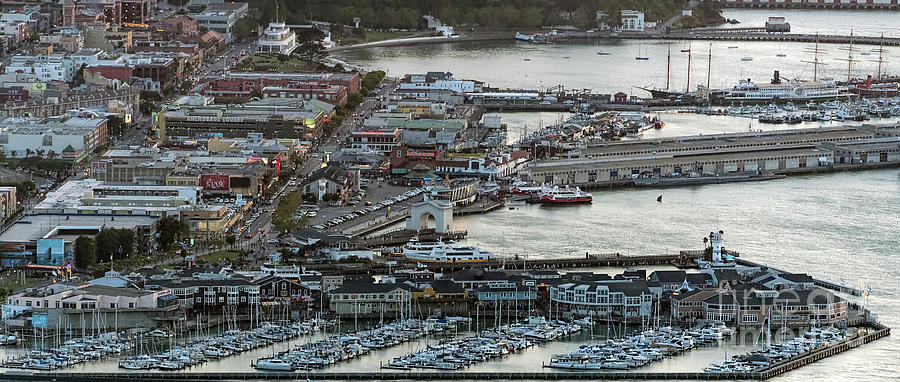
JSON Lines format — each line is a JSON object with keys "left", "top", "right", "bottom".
{"left": 419, "top": 252, "right": 700, "bottom": 272}
{"left": 6, "top": 319, "right": 889, "bottom": 380}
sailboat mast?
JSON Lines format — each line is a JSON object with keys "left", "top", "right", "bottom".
{"left": 848, "top": 30, "right": 853, "bottom": 81}
{"left": 666, "top": 45, "right": 671, "bottom": 90}
{"left": 686, "top": 42, "right": 692, "bottom": 92}
{"left": 706, "top": 42, "right": 712, "bottom": 89}
{"left": 814, "top": 33, "right": 819, "bottom": 82}
{"left": 878, "top": 33, "right": 884, "bottom": 79}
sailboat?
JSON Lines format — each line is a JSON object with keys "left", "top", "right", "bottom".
{"left": 635, "top": 42, "right": 649, "bottom": 60}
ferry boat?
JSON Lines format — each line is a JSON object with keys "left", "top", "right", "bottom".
{"left": 509, "top": 180, "right": 543, "bottom": 194}
{"left": 399, "top": 238, "right": 495, "bottom": 263}
{"left": 539, "top": 186, "right": 592, "bottom": 204}
{"left": 723, "top": 71, "right": 850, "bottom": 103}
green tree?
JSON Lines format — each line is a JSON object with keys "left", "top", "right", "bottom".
{"left": 293, "top": 29, "right": 327, "bottom": 62}
{"left": 72, "top": 64, "right": 87, "bottom": 86}
{"left": 157, "top": 216, "right": 188, "bottom": 251}
{"left": 95, "top": 228, "right": 134, "bottom": 262}
{"left": 74, "top": 235, "right": 97, "bottom": 268}
{"left": 225, "top": 234, "right": 237, "bottom": 248}
{"left": 233, "top": 18, "right": 255, "bottom": 40}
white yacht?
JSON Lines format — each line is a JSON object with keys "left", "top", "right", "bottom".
{"left": 399, "top": 238, "right": 495, "bottom": 263}
{"left": 725, "top": 71, "right": 849, "bottom": 103}
{"left": 255, "top": 357, "right": 294, "bottom": 371}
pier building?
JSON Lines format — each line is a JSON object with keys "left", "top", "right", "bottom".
{"left": 527, "top": 125, "right": 900, "bottom": 186}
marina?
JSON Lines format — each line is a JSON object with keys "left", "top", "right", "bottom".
{"left": 0, "top": 2, "right": 895, "bottom": 381}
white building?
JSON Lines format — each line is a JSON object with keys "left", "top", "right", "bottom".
{"left": 192, "top": 2, "right": 248, "bottom": 44}
{"left": 0, "top": 115, "right": 107, "bottom": 160}
{"left": 550, "top": 280, "right": 653, "bottom": 320}
{"left": 398, "top": 73, "right": 480, "bottom": 95}
{"left": 33, "top": 179, "right": 200, "bottom": 218}
{"left": 256, "top": 22, "right": 297, "bottom": 55}
{"left": 619, "top": 10, "right": 645, "bottom": 32}
{"left": 0, "top": 19, "right": 27, "bottom": 43}
{"left": 5, "top": 54, "right": 75, "bottom": 82}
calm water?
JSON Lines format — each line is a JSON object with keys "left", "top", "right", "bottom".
{"left": 333, "top": 9, "right": 900, "bottom": 380}
{"left": 456, "top": 169, "right": 900, "bottom": 382}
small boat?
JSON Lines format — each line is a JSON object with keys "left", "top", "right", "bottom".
{"left": 741, "top": 57, "right": 753, "bottom": 61}
{"left": 524, "top": 58, "right": 531, "bottom": 61}
{"left": 728, "top": 46, "right": 738, "bottom": 49}
{"left": 597, "top": 51, "right": 610, "bottom": 55}
{"left": 776, "top": 53, "right": 786, "bottom": 57}
{"left": 861, "top": 51, "right": 871, "bottom": 56}
{"left": 539, "top": 186, "right": 592, "bottom": 204}
{"left": 255, "top": 358, "right": 294, "bottom": 371}
{"left": 635, "top": 56, "right": 649, "bottom": 61}
{"left": 563, "top": 56, "right": 571, "bottom": 59}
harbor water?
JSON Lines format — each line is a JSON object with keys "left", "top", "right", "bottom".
{"left": 331, "top": 8, "right": 900, "bottom": 380}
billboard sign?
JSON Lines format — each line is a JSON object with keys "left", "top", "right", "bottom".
{"left": 200, "top": 175, "right": 230, "bottom": 190}
{"left": 91, "top": 161, "right": 107, "bottom": 175}
{"left": 32, "top": 312, "right": 47, "bottom": 329}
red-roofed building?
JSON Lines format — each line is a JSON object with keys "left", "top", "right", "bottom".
{"left": 86, "top": 65, "right": 133, "bottom": 82}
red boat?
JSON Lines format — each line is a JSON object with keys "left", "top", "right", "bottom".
{"left": 539, "top": 186, "right": 592, "bottom": 204}
{"left": 509, "top": 180, "right": 543, "bottom": 194}
{"left": 850, "top": 75, "right": 900, "bottom": 97}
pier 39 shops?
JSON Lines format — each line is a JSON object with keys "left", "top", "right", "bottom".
{"left": 526, "top": 125, "right": 900, "bottom": 185}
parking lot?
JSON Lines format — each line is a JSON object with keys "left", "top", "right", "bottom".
{"left": 306, "top": 182, "right": 427, "bottom": 232}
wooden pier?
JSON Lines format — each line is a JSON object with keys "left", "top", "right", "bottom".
{"left": 419, "top": 252, "right": 700, "bottom": 272}
{"left": 2, "top": 371, "right": 762, "bottom": 381}
{"left": 8, "top": 320, "right": 889, "bottom": 381}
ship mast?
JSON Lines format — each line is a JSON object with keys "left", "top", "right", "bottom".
{"left": 802, "top": 33, "right": 824, "bottom": 82}
{"left": 872, "top": 33, "right": 887, "bottom": 80}
{"left": 666, "top": 45, "right": 671, "bottom": 90}
{"left": 836, "top": 29, "right": 857, "bottom": 82}
{"left": 686, "top": 41, "right": 692, "bottom": 93}
{"left": 706, "top": 42, "right": 712, "bottom": 90}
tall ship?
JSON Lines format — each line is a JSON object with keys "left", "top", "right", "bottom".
{"left": 723, "top": 71, "right": 850, "bottom": 103}
{"left": 399, "top": 238, "right": 495, "bottom": 263}
{"left": 539, "top": 186, "right": 592, "bottom": 204}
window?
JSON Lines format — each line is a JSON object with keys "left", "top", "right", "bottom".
{"left": 129, "top": 302, "right": 135, "bottom": 308}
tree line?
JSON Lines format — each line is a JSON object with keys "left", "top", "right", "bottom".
{"left": 247, "top": 0, "right": 695, "bottom": 30}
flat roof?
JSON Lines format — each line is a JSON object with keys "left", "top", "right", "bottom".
{"left": 583, "top": 126, "right": 874, "bottom": 157}
{"left": 531, "top": 147, "right": 830, "bottom": 173}
{"left": 0, "top": 214, "right": 159, "bottom": 244}
{"left": 34, "top": 180, "right": 198, "bottom": 210}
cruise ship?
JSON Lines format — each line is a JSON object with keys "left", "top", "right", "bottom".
{"left": 723, "top": 71, "right": 850, "bottom": 103}
{"left": 540, "top": 186, "right": 592, "bottom": 204}
{"left": 399, "top": 239, "right": 495, "bottom": 263}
